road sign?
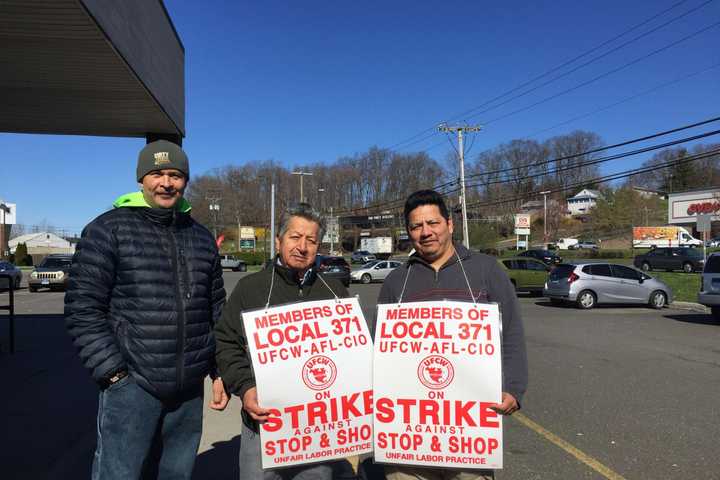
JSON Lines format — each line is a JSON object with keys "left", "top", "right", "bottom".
{"left": 515, "top": 227, "right": 530, "bottom": 235}
{"left": 515, "top": 214, "right": 531, "bottom": 229}
{"left": 697, "top": 214, "right": 712, "bottom": 232}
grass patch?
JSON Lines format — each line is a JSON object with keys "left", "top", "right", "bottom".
{"left": 648, "top": 271, "right": 700, "bottom": 303}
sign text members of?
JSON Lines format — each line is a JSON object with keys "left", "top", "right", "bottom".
{"left": 243, "top": 298, "right": 374, "bottom": 468}
{"left": 374, "top": 301, "right": 503, "bottom": 469}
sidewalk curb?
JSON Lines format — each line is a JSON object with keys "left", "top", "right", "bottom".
{"left": 669, "top": 301, "right": 709, "bottom": 313}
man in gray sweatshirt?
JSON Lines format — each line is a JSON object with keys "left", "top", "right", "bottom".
{"left": 375, "top": 189, "right": 528, "bottom": 480}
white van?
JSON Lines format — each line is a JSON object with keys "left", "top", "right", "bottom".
{"left": 555, "top": 238, "right": 579, "bottom": 250}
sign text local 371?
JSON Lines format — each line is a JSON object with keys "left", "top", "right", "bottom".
{"left": 242, "top": 298, "right": 374, "bottom": 469}
{"left": 374, "top": 301, "right": 503, "bottom": 469}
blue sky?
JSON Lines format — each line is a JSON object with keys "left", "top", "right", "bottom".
{"left": 2, "top": 0, "right": 718, "bottom": 234}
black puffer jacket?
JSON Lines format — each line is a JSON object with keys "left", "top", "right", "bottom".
{"left": 65, "top": 199, "right": 225, "bottom": 399}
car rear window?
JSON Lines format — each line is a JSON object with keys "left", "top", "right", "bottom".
{"left": 705, "top": 255, "right": 720, "bottom": 273}
{"left": 582, "top": 264, "right": 611, "bottom": 277}
{"left": 549, "top": 264, "right": 575, "bottom": 280}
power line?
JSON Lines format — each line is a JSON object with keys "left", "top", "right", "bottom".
{"left": 520, "top": 62, "right": 720, "bottom": 139}
{"left": 382, "top": 0, "right": 709, "bottom": 153}
{"left": 330, "top": 116, "right": 720, "bottom": 215}
{"left": 465, "top": 147, "right": 720, "bottom": 209}
{"left": 481, "top": 20, "right": 720, "bottom": 127}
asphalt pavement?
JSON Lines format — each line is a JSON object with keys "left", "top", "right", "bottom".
{"left": 1, "top": 271, "right": 718, "bottom": 479}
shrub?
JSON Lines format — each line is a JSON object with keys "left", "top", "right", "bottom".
{"left": 13, "top": 243, "right": 31, "bottom": 266}
{"left": 234, "top": 251, "right": 267, "bottom": 265}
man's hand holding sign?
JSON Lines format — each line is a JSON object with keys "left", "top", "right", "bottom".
{"left": 242, "top": 298, "right": 374, "bottom": 468}
{"left": 368, "top": 190, "right": 528, "bottom": 480}
{"left": 374, "top": 301, "right": 504, "bottom": 469}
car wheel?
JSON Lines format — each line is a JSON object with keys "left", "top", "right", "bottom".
{"left": 641, "top": 262, "right": 651, "bottom": 272}
{"left": 14, "top": 277, "right": 21, "bottom": 289}
{"left": 576, "top": 290, "right": 596, "bottom": 309}
{"left": 712, "top": 306, "right": 720, "bottom": 321}
{"left": 29, "top": 286, "right": 37, "bottom": 292}
{"left": 648, "top": 290, "right": 666, "bottom": 309}
{"left": 361, "top": 273, "right": 372, "bottom": 284}
{"left": 682, "top": 262, "right": 693, "bottom": 273}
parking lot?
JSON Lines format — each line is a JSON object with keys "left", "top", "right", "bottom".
{"left": 1, "top": 271, "right": 719, "bottom": 479}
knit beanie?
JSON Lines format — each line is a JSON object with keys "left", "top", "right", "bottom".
{"left": 136, "top": 140, "right": 190, "bottom": 182}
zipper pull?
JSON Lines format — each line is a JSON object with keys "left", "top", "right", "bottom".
{"left": 179, "top": 248, "right": 185, "bottom": 265}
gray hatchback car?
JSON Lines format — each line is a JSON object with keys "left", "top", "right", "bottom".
{"left": 544, "top": 262, "right": 673, "bottom": 309}
{"left": 698, "top": 252, "right": 720, "bottom": 321}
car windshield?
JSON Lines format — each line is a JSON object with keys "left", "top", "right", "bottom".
{"left": 40, "top": 258, "right": 71, "bottom": 268}
{"left": 549, "top": 264, "right": 575, "bottom": 280}
{"left": 705, "top": 255, "right": 720, "bottom": 273}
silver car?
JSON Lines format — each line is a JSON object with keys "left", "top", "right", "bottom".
{"left": 543, "top": 262, "right": 673, "bottom": 309}
{"left": 351, "top": 260, "right": 402, "bottom": 284}
{"left": 698, "top": 252, "right": 720, "bottom": 321}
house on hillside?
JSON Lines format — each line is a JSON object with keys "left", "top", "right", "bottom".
{"left": 8, "top": 232, "right": 74, "bottom": 255}
{"left": 567, "top": 189, "right": 603, "bottom": 216}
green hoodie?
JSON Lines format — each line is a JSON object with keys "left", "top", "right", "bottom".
{"left": 112, "top": 191, "right": 192, "bottom": 212}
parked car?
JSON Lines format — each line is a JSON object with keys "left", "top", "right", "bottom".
{"left": 0, "top": 261, "right": 22, "bottom": 290}
{"left": 220, "top": 254, "right": 247, "bottom": 272}
{"left": 517, "top": 249, "right": 562, "bottom": 265}
{"left": 633, "top": 247, "right": 705, "bottom": 273}
{"left": 351, "top": 250, "right": 376, "bottom": 264}
{"left": 698, "top": 252, "right": 720, "bottom": 321}
{"left": 569, "top": 240, "right": 599, "bottom": 250}
{"left": 543, "top": 262, "right": 673, "bottom": 309}
{"left": 315, "top": 255, "right": 350, "bottom": 287}
{"left": 28, "top": 254, "right": 73, "bottom": 292}
{"left": 705, "top": 237, "right": 720, "bottom": 248}
{"left": 351, "top": 260, "right": 402, "bottom": 284}
{"left": 498, "top": 257, "right": 550, "bottom": 294}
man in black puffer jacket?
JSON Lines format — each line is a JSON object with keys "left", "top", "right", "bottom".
{"left": 65, "top": 140, "right": 227, "bottom": 480}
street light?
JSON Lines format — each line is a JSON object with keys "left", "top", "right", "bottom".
{"left": 539, "top": 190, "right": 551, "bottom": 244}
{"left": 209, "top": 202, "right": 220, "bottom": 239}
{"left": 291, "top": 171, "right": 313, "bottom": 203}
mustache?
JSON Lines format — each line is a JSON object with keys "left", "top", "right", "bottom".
{"left": 155, "top": 189, "right": 179, "bottom": 195}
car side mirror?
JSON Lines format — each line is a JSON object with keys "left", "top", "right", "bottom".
{"left": 638, "top": 276, "right": 644, "bottom": 284}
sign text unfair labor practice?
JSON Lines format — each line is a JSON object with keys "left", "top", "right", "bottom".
{"left": 374, "top": 301, "right": 503, "bottom": 469}
{"left": 243, "top": 298, "right": 374, "bottom": 468}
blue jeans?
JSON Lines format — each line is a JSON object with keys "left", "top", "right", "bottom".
{"left": 91, "top": 375, "right": 203, "bottom": 480}
{"left": 239, "top": 421, "right": 352, "bottom": 480}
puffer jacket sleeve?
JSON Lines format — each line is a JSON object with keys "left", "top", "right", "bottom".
{"left": 210, "top": 253, "right": 226, "bottom": 326}
{"left": 215, "top": 284, "right": 255, "bottom": 400}
{"left": 64, "top": 218, "right": 125, "bottom": 383}
{"left": 207, "top": 253, "right": 226, "bottom": 379}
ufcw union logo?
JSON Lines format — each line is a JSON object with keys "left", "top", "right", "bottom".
{"left": 153, "top": 151, "right": 170, "bottom": 166}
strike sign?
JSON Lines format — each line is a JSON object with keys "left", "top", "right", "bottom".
{"left": 243, "top": 298, "right": 374, "bottom": 468}
{"left": 374, "top": 301, "right": 503, "bottom": 469}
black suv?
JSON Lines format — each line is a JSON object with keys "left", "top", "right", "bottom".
{"left": 315, "top": 255, "right": 351, "bottom": 287}
{"left": 633, "top": 247, "right": 705, "bottom": 273}
{"left": 517, "top": 249, "right": 562, "bottom": 265}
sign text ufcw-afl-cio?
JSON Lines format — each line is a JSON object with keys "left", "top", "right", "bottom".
{"left": 374, "top": 301, "right": 503, "bottom": 469}
{"left": 242, "top": 298, "right": 374, "bottom": 468}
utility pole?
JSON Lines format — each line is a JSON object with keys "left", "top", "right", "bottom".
{"left": 540, "top": 190, "right": 551, "bottom": 244}
{"left": 270, "top": 182, "right": 276, "bottom": 259}
{"left": 0, "top": 200, "right": 8, "bottom": 259}
{"left": 292, "top": 171, "right": 313, "bottom": 203}
{"left": 438, "top": 124, "right": 482, "bottom": 249}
